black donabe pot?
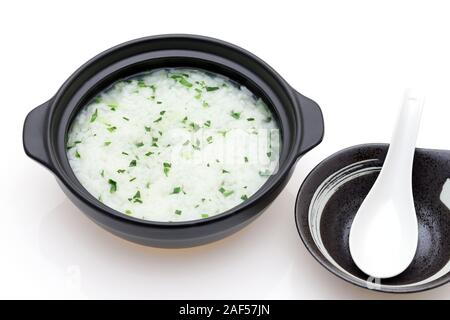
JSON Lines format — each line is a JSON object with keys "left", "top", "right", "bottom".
{"left": 23, "top": 35, "right": 324, "bottom": 248}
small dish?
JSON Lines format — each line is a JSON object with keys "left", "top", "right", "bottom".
{"left": 295, "top": 143, "right": 450, "bottom": 293}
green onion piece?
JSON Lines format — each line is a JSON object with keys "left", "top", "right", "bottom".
{"left": 117, "top": 169, "right": 125, "bottom": 174}
{"left": 231, "top": 111, "right": 241, "bottom": 119}
{"left": 201, "top": 214, "right": 209, "bottom": 218}
{"left": 244, "top": 156, "right": 249, "bottom": 162}
{"left": 75, "top": 150, "right": 81, "bottom": 158}
{"left": 179, "top": 78, "right": 193, "bottom": 88}
{"left": 90, "top": 109, "right": 98, "bottom": 123}
{"left": 247, "top": 118, "right": 255, "bottom": 121}
{"left": 107, "top": 126, "right": 117, "bottom": 133}
{"left": 219, "top": 187, "right": 234, "bottom": 197}
{"left": 122, "top": 117, "right": 129, "bottom": 121}
{"left": 108, "top": 179, "right": 117, "bottom": 193}
{"left": 204, "top": 120, "right": 211, "bottom": 127}
{"left": 153, "top": 117, "right": 162, "bottom": 123}
{"left": 206, "top": 86, "right": 219, "bottom": 92}
{"left": 145, "top": 126, "right": 151, "bottom": 132}
{"left": 129, "top": 160, "right": 137, "bottom": 167}
{"left": 145, "top": 151, "right": 153, "bottom": 156}
{"left": 206, "top": 136, "right": 213, "bottom": 144}
{"left": 104, "top": 141, "right": 111, "bottom": 146}
{"left": 163, "top": 162, "right": 171, "bottom": 176}
{"left": 171, "top": 186, "right": 181, "bottom": 194}
{"left": 175, "top": 210, "right": 182, "bottom": 215}
{"left": 135, "top": 142, "right": 144, "bottom": 148}
{"left": 241, "top": 194, "right": 248, "bottom": 201}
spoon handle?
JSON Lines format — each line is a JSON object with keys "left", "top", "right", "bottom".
{"left": 380, "top": 89, "right": 425, "bottom": 187}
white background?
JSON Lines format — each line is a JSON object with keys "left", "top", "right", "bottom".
{"left": 1, "top": 0, "right": 449, "bottom": 299}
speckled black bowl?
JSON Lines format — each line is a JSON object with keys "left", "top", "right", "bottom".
{"left": 296, "top": 143, "right": 450, "bottom": 293}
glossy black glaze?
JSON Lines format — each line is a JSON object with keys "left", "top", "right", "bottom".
{"left": 296, "top": 144, "right": 450, "bottom": 293}
{"left": 23, "top": 35, "right": 324, "bottom": 248}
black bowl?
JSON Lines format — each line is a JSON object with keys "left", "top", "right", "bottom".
{"left": 296, "top": 144, "right": 450, "bottom": 293}
{"left": 23, "top": 34, "right": 324, "bottom": 248}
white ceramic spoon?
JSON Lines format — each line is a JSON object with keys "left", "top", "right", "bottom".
{"left": 349, "top": 90, "right": 424, "bottom": 279}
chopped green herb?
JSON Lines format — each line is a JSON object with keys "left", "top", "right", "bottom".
{"left": 241, "top": 194, "right": 248, "bottom": 201}
{"left": 66, "top": 140, "right": 82, "bottom": 150}
{"left": 117, "top": 169, "right": 125, "bottom": 174}
{"left": 218, "top": 130, "right": 228, "bottom": 137}
{"left": 107, "top": 126, "right": 117, "bottom": 133}
{"left": 163, "top": 162, "right": 171, "bottom": 176}
{"left": 231, "top": 111, "right": 241, "bottom": 119}
{"left": 179, "top": 78, "right": 193, "bottom": 88}
{"left": 157, "top": 101, "right": 163, "bottom": 105}
{"left": 265, "top": 116, "right": 272, "bottom": 122}
{"left": 135, "top": 142, "right": 144, "bottom": 148}
{"left": 247, "top": 117, "right": 255, "bottom": 121}
{"left": 189, "top": 122, "right": 200, "bottom": 132}
{"left": 175, "top": 210, "right": 182, "bottom": 215}
{"left": 202, "top": 101, "right": 209, "bottom": 108}
{"left": 159, "top": 111, "right": 166, "bottom": 116}
{"left": 201, "top": 214, "right": 209, "bottom": 218}
{"left": 222, "top": 169, "right": 229, "bottom": 174}
{"left": 153, "top": 117, "right": 162, "bottom": 123}
{"left": 108, "top": 179, "right": 117, "bottom": 193}
{"left": 219, "top": 187, "right": 234, "bottom": 197}
{"left": 125, "top": 210, "right": 132, "bottom": 215}
{"left": 183, "top": 140, "right": 190, "bottom": 146}
{"left": 181, "top": 116, "right": 188, "bottom": 124}
{"left": 104, "top": 141, "right": 111, "bottom": 146}
{"left": 144, "top": 126, "right": 151, "bottom": 132}
{"left": 122, "top": 116, "right": 129, "bottom": 121}
{"left": 267, "top": 152, "right": 272, "bottom": 158}
{"left": 94, "top": 97, "right": 102, "bottom": 104}
{"left": 204, "top": 120, "right": 211, "bottom": 127}
{"left": 206, "top": 136, "right": 213, "bottom": 144}
{"left": 244, "top": 156, "right": 249, "bottom": 162}
{"left": 75, "top": 150, "right": 81, "bottom": 158}
{"left": 192, "top": 144, "right": 201, "bottom": 150}
{"left": 171, "top": 187, "right": 181, "bottom": 194}
{"left": 137, "top": 79, "right": 147, "bottom": 87}
{"left": 108, "top": 104, "right": 117, "bottom": 111}
{"left": 90, "top": 109, "right": 98, "bottom": 122}
{"left": 122, "top": 151, "right": 129, "bottom": 156}
{"left": 145, "top": 151, "right": 154, "bottom": 156}
{"left": 158, "top": 131, "right": 163, "bottom": 136}
{"left": 129, "top": 177, "right": 136, "bottom": 182}
{"left": 259, "top": 169, "right": 272, "bottom": 177}
{"left": 206, "top": 86, "right": 219, "bottom": 92}
{"left": 146, "top": 182, "right": 151, "bottom": 189}
{"left": 129, "top": 160, "right": 137, "bottom": 167}
{"left": 100, "top": 170, "right": 104, "bottom": 177}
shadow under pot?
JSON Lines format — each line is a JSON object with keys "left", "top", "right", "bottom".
{"left": 296, "top": 144, "right": 450, "bottom": 293}
{"left": 23, "top": 34, "right": 324, "bottom": 248}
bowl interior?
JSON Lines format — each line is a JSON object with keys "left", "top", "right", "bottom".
{"left": 296, "top": 144, "right": 450, "bottom": 292}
